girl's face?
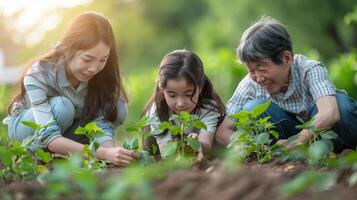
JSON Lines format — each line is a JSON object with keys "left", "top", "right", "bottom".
{"left": 67, "top": 41, "right": 110, "bottom": 86}
{"left": 163, "top": 78, "right": 201, "bottom": 114}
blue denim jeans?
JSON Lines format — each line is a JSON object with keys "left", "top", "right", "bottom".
{"left": 8, "top": 96, "right": 75, "bottom": 143}
{"left": 8, "top": 96, "right": 125, "bottom": 146}
{"left": 243, "top": 93, "right": 357, "bottom": 152}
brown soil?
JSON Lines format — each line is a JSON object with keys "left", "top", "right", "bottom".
{"left": 1, "top": 160, "right": 357, "bottom": 200}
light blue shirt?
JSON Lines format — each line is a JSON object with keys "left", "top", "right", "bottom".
{"left": 3, "top": 60, "right": 127, "bottom": 145}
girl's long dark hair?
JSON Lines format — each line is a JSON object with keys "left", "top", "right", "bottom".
{"left": 8, "top": 12, "right": 128, "bottom": 122}
{"left": 143, "top": 49, "right": 225, "bottom": 123}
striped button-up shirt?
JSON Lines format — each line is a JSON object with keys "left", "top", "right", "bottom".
{"left": 226, "top": 54, "right": 336, "bottom": 120}
{"left": 4, "top": 60, "right": 127, "bottom": 146}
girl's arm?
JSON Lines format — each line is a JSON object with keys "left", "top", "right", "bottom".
{"left": 198, "top": 131, "right": 214, "bottom": 155}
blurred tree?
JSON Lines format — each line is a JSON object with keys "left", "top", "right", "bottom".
{"left": 194, "top": 0, "right": 357, "bottom": 61}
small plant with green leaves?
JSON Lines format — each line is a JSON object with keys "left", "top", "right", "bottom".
{"left": 74, "top": 121, "right": 107, "bottom": 169}
{"left": 279, "top": 170, "right": 338, "bottom": 198}
{"left": 227, "top": 101, "right": 281, "bottom": 163}
{"left": 284, "top": 117, "right": 338, "bottom": 167}
{"left": 0, "top": 121, "right": 52, "bottom": 181}
{"left": 125, "top": 116, "right": 156, "bottom": 165}
{"left": 157, "top": 111, "right": 206, "bottom": 159}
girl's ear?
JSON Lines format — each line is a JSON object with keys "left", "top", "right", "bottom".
{"left": 198, "top": 86, "right": 203, "bottom": 96}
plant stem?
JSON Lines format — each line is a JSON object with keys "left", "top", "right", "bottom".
{"left": 180, "top": 123, "right": 185, "bottom": 156}
{"left": 141, "top": 127, "right": 144, "bottom": 150}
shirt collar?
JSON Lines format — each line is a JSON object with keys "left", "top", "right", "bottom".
{"left": 58, "top": 64, "right": 71, "bottom": 88}
{"left": 58, "top": 64, "right": 88, "bottom": 92}
{"left": 282, "top": 63, "right": 297, "bottom": 100}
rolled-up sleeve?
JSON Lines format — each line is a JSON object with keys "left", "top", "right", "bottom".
{"left": 200, "top": 110, "right": 222, "bottom": 134}
{"left": 306, "top": 63, "right": 336, "bottom": 101}
{"left": 226, "top": 75, "right": 256, "bottom": 115}
{"left": 95, "top": 97, "right": 128, "bottom": 144}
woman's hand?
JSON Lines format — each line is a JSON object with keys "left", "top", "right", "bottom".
{"left": 97, "top": 146, "right": 139, "bottom": 167}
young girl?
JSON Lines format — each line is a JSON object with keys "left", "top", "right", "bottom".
{"left": 143, "top": 49, "right": 226, "bottom": 158}
{"left": 2, "top": 12, "right": 138, "bottom": 167}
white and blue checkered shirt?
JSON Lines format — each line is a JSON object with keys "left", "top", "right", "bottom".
{"left": 226, "top": 54, "right": 336, "bottom": 119}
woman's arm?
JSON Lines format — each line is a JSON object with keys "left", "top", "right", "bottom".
{"left": 48, "top": 137, "right": 138, "bottom": 166}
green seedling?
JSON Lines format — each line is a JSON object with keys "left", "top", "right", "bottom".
{"left": 279, "top": 170, "right": 337, "bottom": 198}
{"left": 293, "top": 117, "right": 338, "bottom": 167}
{"left": 228, "top": 101, "right": 280, "bottom": 163}
{"left": 158, "top": 111, "right": 206, "bottom": 159}
{"left": 0, "top": 121, "right": 52, "bottom": 181}
{"left": 125, "top": 116, "right": 156, "bottom": 165}
{"left": 75, "top": 121, "right": 107, "bottom": 169}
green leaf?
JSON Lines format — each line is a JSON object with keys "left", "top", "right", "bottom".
{"left": 259, "top": 153, "right": 272, "bottom": 163}
{"left": 22, "top": 135, "right": 36, "bottom": 147}
{"left": 179, "top": 111, "right": 190, "bottom": 123}
{"left": 89, "top": 141, "right": 100, "bottom": 153}
{"left": 192, "top": 120, "right": 207, "bottom": 130}
{"left": 151, "top": 144, "right": 158, "bottom": 155}
{"left": 229, "top": 111, "right": 250, "bottom": 120}
{"left": 125, "top": 127, "right": 138, "bottom": 132}
{"left": 251, "top": 101, "right": 270, "bottom": 118}
{"left": 21, "top": 121, "right": 41, "bottom": 131}
{"left": 270, "top": 130, "right": 280, "bottom": 139}
{"left": 186, "top": 138, "right": 200, "bottom": 151}
{"left": 348, "top": 172, "right": 357, "bottom": 186}
{"left": 82, "top": 145, "right": 90, "bottom": 157}
{"left": 37, "top": 149, "right": 52, "bottom": 163}
{"left": 0, "top": 147, "right": 12, "bottom": 165}
{"left": 255, "top": 133, "right": 270, "bottom": 145}
{"left": 162, "top": 142, "right": 178, "bottom": 157}
{"left": 36, "top": 165, "right": 49, "bottom": 174}
{"left": 319, "top": 130, "right": 338, "bottom": 140}
{"left": 286, "top": 135, "right": 299, "bottom": 144}
{"left": 308, "top": 140, "right": 333, "bottom": 162}
{"left": 144, "top": 132, "right": 152, "bottom": 138}
{"left": 315, "top": 173, "right": 337, "bottom": 191}
{"left": 123, "top": 138, "right": 139, "bottom": 151}
{"left": 168, "top": 126, "right": 180, "bottom": 135}
{"left": 139, "top": 150, "right": 156, "bottom": 165}
{"left": 279, "top": 171, "right": 319, "bottom": 197}
{"left": 75, "top": 127, "right": 88, "bottom": 135}
{"left": 158, "top": 121, "right": 171, "bottom": 130}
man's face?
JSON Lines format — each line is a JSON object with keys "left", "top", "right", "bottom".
{"left": 246, "top": 53, "right": 292, "bottom": 94}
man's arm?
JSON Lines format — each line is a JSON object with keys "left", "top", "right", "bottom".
{"left": 280, "top": 95, "right": 340, "bottom": 148}
{"left": 215, "top": 117, "right": 236, "bottom": 146}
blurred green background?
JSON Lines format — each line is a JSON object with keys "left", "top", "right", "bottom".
{"left": 1, "top": 0, "right": 357, "bottom": 143}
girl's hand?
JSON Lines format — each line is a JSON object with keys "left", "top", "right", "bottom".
{"left": 101, "top": 146, "right": 139, "bottom": 167}
{"left": 188, "top": 133, "right": 199, "bottom": 140}
{"left": 196, "top": 146, "right": 204, "bottom": 163}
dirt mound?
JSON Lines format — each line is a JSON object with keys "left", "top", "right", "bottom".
{"left": 153, "top": 161, "right": 357, "bottom": 200}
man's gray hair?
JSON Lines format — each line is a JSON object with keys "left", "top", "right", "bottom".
{"left": 237, "top": 16, "right": 293, "bottom": 65}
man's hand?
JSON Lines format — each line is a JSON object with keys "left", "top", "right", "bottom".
{"left": 277, "top": 129, "right": 313, "bottom": 150}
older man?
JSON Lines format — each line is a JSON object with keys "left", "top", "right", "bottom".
{"left": 216, "top": 17, "right": 357, "bottom": 152}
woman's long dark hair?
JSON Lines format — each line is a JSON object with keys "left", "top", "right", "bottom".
{"left": 143, "top": 49, "right": 225, "bottom": 123}
{"left": 8, "top": 12, "right": 128, "bottom": 122}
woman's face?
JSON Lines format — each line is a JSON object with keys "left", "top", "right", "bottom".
{"left": 67, "top": 41, "right": 110, "bottom": 86}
